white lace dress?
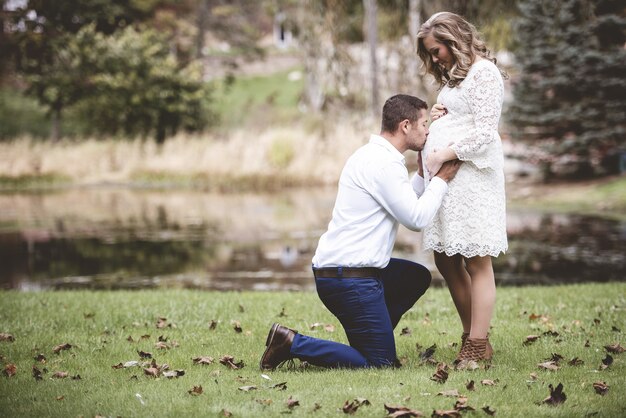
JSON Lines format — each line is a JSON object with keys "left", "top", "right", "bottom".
{"left": 422, "top": 59, "right": 508, "bottom": 258}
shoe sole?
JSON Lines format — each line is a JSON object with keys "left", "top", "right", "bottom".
{"left": 259, "top": 323, "right": 279, "bottom": 370}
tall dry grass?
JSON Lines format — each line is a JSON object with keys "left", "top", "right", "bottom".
{"left": 0, "top": 119, "right": 389, "bottom": 188}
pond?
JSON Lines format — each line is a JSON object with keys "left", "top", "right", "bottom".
{"left": 0, "top": 187, "right": 624, "bottom": 291}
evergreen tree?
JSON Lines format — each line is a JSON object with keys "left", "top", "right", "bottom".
{"left": 509, "top": 0, "right": 626, "bottom": 178}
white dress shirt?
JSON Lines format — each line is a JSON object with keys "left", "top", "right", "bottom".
{"left": 312, "top": 134, "right": 449, "bottom": 269}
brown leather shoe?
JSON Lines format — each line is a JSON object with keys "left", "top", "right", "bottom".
{"left": 259, "top": 323, "right": 297, "bottom": 370}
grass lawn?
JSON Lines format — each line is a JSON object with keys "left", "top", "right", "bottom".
{"left": 1, "top": 284, "right": 625, "bottom": 417}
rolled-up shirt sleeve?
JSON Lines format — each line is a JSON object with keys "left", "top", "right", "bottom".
{"left": 373, "top": 161, "right": 448, "bottom": 231}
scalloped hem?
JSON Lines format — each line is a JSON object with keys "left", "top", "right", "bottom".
{"left": 424, "top": 244, "right": 507, "bottom": 258}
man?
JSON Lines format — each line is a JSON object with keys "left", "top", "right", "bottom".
{"left": 260, "top": 94, "right": 461, "bottom": 369}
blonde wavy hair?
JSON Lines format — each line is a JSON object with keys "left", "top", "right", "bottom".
{"left": 416, "top": 12, "right": 503, "bottom": 88}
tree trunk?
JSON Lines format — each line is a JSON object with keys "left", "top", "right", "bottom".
{"left": 363, "top": 0, "right": 379, "bottom": 118}
{"left": 196, "top": 0, "right": 209, "bottom": 60}
{"left": 50, "top": 106, "right": 61, "bottom": 142}
{"left": 409, "top": 0, "right": 422, "bottom": 41}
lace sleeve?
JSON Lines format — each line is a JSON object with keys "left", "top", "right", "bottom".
{"left": 451, "top": 65, "right": 503, "bottom": 170}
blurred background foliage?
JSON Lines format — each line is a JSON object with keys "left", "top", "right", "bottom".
{"left": 0, "top": 0, "right": 624, "bottom": 178}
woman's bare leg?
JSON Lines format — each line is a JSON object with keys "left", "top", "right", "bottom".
{"left": 464, "top": 255, "right": 496, "bottom": 338}
{"left": 434, "top": 252, "right": 472, "bottom": 333}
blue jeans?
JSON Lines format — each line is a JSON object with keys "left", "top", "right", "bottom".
{"left": 289, "top": 258, "right": 431, "bottom": 368}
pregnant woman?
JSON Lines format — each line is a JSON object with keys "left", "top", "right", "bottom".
{"left": 416, "top": 12, "right": 508, "bottom": 366}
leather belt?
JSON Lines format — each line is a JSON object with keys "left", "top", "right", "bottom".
{"left": 313, "top": 267, "right": 380, "bottom": 279}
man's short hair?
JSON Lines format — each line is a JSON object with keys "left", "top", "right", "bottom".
{"left": 381, "top": 94, "right": 428, "bottom": 133}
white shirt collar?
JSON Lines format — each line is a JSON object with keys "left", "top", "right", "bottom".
{"left": 369, "top": 134, "right": 405, "bottom": 164}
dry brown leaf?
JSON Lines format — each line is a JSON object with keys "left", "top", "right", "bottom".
{"left": 209, "top": 320, "right": 218, "bottom": 330}
{"left": 0, "top": 333, "right": 15, "bottom": 342}
{"left": 465, "top": 380, "right": 475, "bottom": 391}
{"left": 312, "top": 402, "right": 322, "bottom": 412}
{"left": 140, "top": 334, "right": 151, "bottom": 340}
{"left": 238, "top": 385, "right": 257, "bottom": 392}
{"left": 342, "top": 398, "right": 370, "bottom": 414}
{"left": 163, "top": 369, "right": 185, "bottom": 378}
{"left": 219, "top": 355, "right": 244, "bottom": 369}
{"left": 542, "top": 383, "right": 566, "bottom": 405}
{"left": 432, "top": 409, "right": 461, "bottom": 417}
{"left": 523, "top": 335, "right": 540, "bottom": 346}
{"left": 454, "top": 397, "right": 474, "bottom": 412}
{"left": 34, "top": 353, "right": 46, "bottom": 363}
{"left": 270, "top": 381, "right": 287, "bottom": 390}
{"left": 256, "top": 398, "right": 273, "bottom": 406}
{"left": 4, "top": 363, "right": 17, "bottom": 377}
{"left": 286, "top": 395, "right": 300, "bottom": 409}
{"left": 430, "top": 362, "right": 449, "bottom": 384}
{"left": 482, "top": 406, "right": 496, "bottom": 415}
{"left": 604, "top": 343, "right": 625, "bottom": 354}
{"left": 529, "top": 372, "right": 538, "bottom": 380}
{"left": 192, "top": 356, "right": 214, "bottom": 365}
{"left": 593, "top": 381, "right": 609, "bottom": 396}
{"left": 32, "top": 366, "right": 43, "bottom": 380}
{"left": 481, "top": 379, "right": 498, "bottom": 386}
{"left": 188, "top": 385, "right": 203, "bottom": 395}
{"left": 568, "top": 357, "right": 584, "bottom": 366}
{"left": 220, "top": 409, "right": 232, "bottom": 417}
{"left": 156, "top": 317, "right": 168, "bottom": 329}
{"left": 53, "top": 343, "right": 72, "bottom": 354}
{"left": 143, "top": 367, "right": 159, "bottom": 377}
{"left": 600, "top": 354, "right": 613, "bottom": 370}
{"left": 155, "top": 341, "right": 169, "bottom": 350}
{"left": 51, "top": 371, "right": 68, "bottom": 379}
{"left": 384, "top": 403, "right": 424, "bottom": 417}
{"left": 137, "top": 350, "right": 153, "bottom": 359}
{"left": 400, "top": 327, "right": 411, "bottom": 336}
{"left": 538, "top": 361, "right": 559, "bottom": 371}
{"left": 56, "top": 395, "right": 65, "bottom": 401}
{"left": 232, "top": 321, "right": 243, "bottom": 333}
{"left": 324, "top": 324, "right": 335, "bottom": 332}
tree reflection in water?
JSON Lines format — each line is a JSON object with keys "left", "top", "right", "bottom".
{"left": 0, "top": 189, "right": 623, "bottom": 290}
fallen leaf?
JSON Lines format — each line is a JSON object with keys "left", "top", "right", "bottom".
{"left": 123, "top": 361, "right": 140, "bottom": 368}
{"left": 612, "top": 326, "right": 621, "bottom": 332}
{"left": 192, "top": 356, "right": 214, "bottom": 365}
{"left": 137, "top": 350, "right": 152, "bottom": 359}
{"left": 419, "top": 344, "right": 437, "bottom": 362}
{"left": 545, "top": 353, "right": 564, "bottom": 364}
{"left": 52, "top": 371, "right": 68, "bottom": 379}
{"left": 278, "top": 307, "right": 287, "bottom": 317}
{"left": 604, "top": 343, "right": 625, "bottom": 354}
{"left": 144, "top": 367, "right": 159, "bottom": 377}
{"left": 155, "top": 341, "right": 169, "bottom": 350}
{"left": 220, "top": 409, "right": 232, "bottom": 417}
{"left": 529, "top": 372, "right": 538, "bottom": 380}
{"left": 430, "top": 362, "right": 449, "bottom": 384}
{"left": 270, "top": 381, "right": 287, "bottom": 390}
{"left": 163, "top": 369, "right": 184, "bottom": 378}
{"left": 454, "top": 397, "right": 474, "bottom": 412}
{"left": 431, "top": 409, "right": 461, "bottom": 417}
{"left": 384, "top": 404, "right": 424, "bottom": 417}
{"left": 156, "top": 317, "right": 168, "bottom": 329}
{"left": 342, "top": 398, "right": 370, "bottom": 414}
{"left": 523, "top": 335, "right": 540, "bottom": 346}
{"left": 0, "top": 333, "right": 15, "bottom": 342}
{"left": 238, "top": 304, "right": 245, "bottom": 313}
{"left": 232, "top": 321, "right": 243, "bottom": 333}
{"left": 400, "top": 327, "right": 411, "bottom": 336}
{"left": 140, "top": 334, "right": 151, "bottom": 340}
{"left": 436, "top": 389, "right": 459, "bottom": 397}
{"left": 482, "top": 406, "right": 496, "bottom": 415}
{"left": 593, "top": 318, "right": 601, "bottom": 325}
{"left": 4, "top": 364, "right": 17, "bottom": 377}
{"left": 542, "top": 383, "right": 566, "bottom": 406}
{"left": 324, "top": 324, "right": 335, "bottom": 332}
{"left": 127, "top": 335, "right": 135, "bottom": 343}
{"left": 593, "top": 381, "right": 609, "bottom": 396}
{"left": 56, "top": 395, "right": 65, "bottom": 401}
{"left": 568, "top": 357, "right": 584, "bottom": 366}
{"left": 600, "top": 354, "right": 613, "bottom": 370}
{"left": 465, "top": 380, "right": 475, "bottom": 391}
{"left": 32, "top": 366, "right": 43, "bottom": 380}
{"left": 219, "top": 355, "right": 244, "bottom": 370}
{"left": 312, "top": 402, "right": 322, "bottom": 412}
{"left": 584, "top": 340, "right": 591, "bottom": 347}
{"left": 34, "top": 354, "right": 46, "bottom": 363}
{"left": 286, "top": 395, "right": 300, "bottom": 409}
{"left": 53, "top": 343, "right": 72, "bottom": 354}
{"left": 209, "top": 320, "right": 218, "bottom": 330}
{"left": 256, "top": 398, "right": 273, "bottom": 405}
{"left": 72, "top": 374, "right": 81, "bottom": 380}
{"left": 84, "top": 312, "right": 95, "bottom": 319}
{"left": 481, "top": 379, "right": 498, "bottom": 386}
{"left": 238, "top": 385, "right": 257, "bottom": 392}
{"left": 538, "top": 361, "right": 559, "bottom": 371}
{"left": 188, "top": 385, "right": 203, "bottom": 395}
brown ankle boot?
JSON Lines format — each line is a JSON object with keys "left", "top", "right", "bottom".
{"left": 457, "top": 337, "right": 493, "bottom": 363}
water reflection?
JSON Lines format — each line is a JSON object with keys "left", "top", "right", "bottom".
{"left": 0, "top": 188, "right": 623, "bottom": 290}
